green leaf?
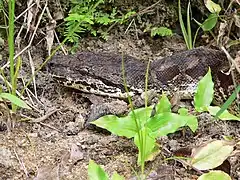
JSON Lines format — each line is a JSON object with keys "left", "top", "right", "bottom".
{"left": 134, "top": 127, "right": 156, "bottom": 165}
{"left": 186, "top": 1, "right": 192, "bottom": 49}
{"left": 207, "top": 106, "right": 240, "bottom": 121}
{"left": 216, "top": 85, "right": 240, "bottom": 118}
{"left": 123, "top": 11, "right": 136, "bottom": 20}
{"left": 88, "top": 160, "right": 109, "bottom": 180}
{"left": 146, "top": 112, "right": 197, "bottom": 138}
{"left": 91, "top": 106, "right": 153, "bottom": 138}
{"left": 65, "top": 14, "right": 94, "bottom": 24}
{"left": 112, "top": 172, "right": 125, "bottom": 180}
{"left": 194, "top": 68, "right": 214, "bottom": 112}
{"left": 198, "top": 170, "right": 231, "bottom": 180}
{"left": 205, "top": 0, "right": 221, "bottom": 14}
{"left": 178, "top": 107, "right": 189, "bottom": 115}
{"left": 155, "top": 93, "right": 171, "bottom": 114}
{"left": 150, "top": 27, "right": 173, "bottom": 37}
{"left": 201, "top": 13, "right": 218, "bottom": 31}
{"left": 128, "top": 106, "right": 153, "bottom": 125}
{"left": 96, "top": 15, "right": 111, "bottom": 25}
{"left": 91, "top": 115, "right": 137, "bottom": 138}
{"left": 190, "top": 140, "right": 234, "bottom": 170}
{"left": 0, "top": 93, "right": 31, "bottom": 109}
{"left": 178, "top": 0, "right": 192, "bottom": 49}
{"left": 185, "top": 114, "right": 198, "bottom": 132}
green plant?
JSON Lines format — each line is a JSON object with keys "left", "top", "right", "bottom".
{"left": 6, "top": 0, "right": 21, "bottom": 112}
{"left": 90, "top": 57, "right": 198, "bottom": 178}
{"left": 194, "top": 68, "right": 240, "bottom": 120}
{"left": 144, "top": 25, "right": 173, "bottom": 37}
{"left": 0, "top": 92, "right": 30, "bottom": 110}
{"left": 178, "top": 0, "right": 192, "bottom": 49}
{"left": 198, "top": 170, "right": 231, "bottom": 180}
{"left": 90, "top": 66, "right": 239, "bottom": 178}
{"left": 171, "top": 139, "right": 234, "bottom": 180}
{"left": 64, "top": 0, "right": 135, "bottom": 45}
{"left": 216, "top": 85, "right": 240, "bottom": 118}
{"left": 0, "top": 1, "right": 30, "bottom": 114}
{"left": 88, "top": 160, "right": 124, "bottom": 180}
{"left": 150, "top": 27, "right": 172, "bottom": 37}
{"left": 178, "top": 0, "right": 222, "bottom": 49}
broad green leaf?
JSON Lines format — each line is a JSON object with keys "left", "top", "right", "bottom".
{"left": 155, "top": 93, "right": 171, "bottom": 114}
{"left": 112, "top": 172, "right": 125, "bottom": 180}
{"left": 185, "top": 114, "right": 198, "bottom": 132}
{"left": 194, "top": 69, "right": 214, "bottom": 112}
{"left": 143, "top": 143, "right": 161, "bottom": 162}
{"left": 88, "top": 160, "right": 109, "bottom": 180}
{"left": 91, "top": 106, "right": 153, "bottom": 138}
{"left": 201, "top": 13, "right": 218, "bottom": 31}
{"left": 205, "top": 0, "right": 221, "bottom": 13}
{"left": 146, "top": 112, "right": 197, "bottom": 138}
{"left": 178, "top": 107, "right": 189, "bottom": 115}
{"left": 207, "top": 106, "right": 240, "bottom": 121}
{"left": 0, "top": 93, "right": 31, "bottom": 109}
{"left": 216, "top": 85, "right": 240, "bottom": 117}
{"left": 198, "top": 170, "right": 231, "bottom": 180}
{"left": 190, "top": 140, "right": 234, "bottom": 170}
{"left": 128, "top": 106, "right": 153, "bottom": 125}
{"left": 134, "top": 127, "right": 156, "bottom": 165}
{"left": 178, "top": 108, "right": 198, "bottom": 132}
{"left": 91, "top": 115, "right": 137, "bottom": 138}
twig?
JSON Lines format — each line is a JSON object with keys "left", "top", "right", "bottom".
{"left": 20, "top": 76, "right": 44, "bottom": 110}
{"left": 15, "top": 2, "right": 36, "bottom": 21}
{"left": 14, "top": 2, "right": 47, "bottom": 60}
{"left": 133, "top": 0, "right": 161, "bottom": 16}
{"left": 39, "top": 122, "right": 61, "bottom": 132}
{"left": 221, "top": 46, "right": 240, "bottom": 74}
{"left": 28, "top": 50, "right": 37, "bottom": 97}
{"left": 1, "top": 2, "right": 47, "bottom": 70}
{"left": 0, "top": 74, "right": 38, "bottom": 111}
{"left": 30, "top": 109, "right": 58, "bottom": 123}
{"left": 13, "top": 148, "right": 29, "bottom": 178}
{"left": 124, "top": 18, "right": 134, "bottom": 34}
{"left": 221, "top": 46, "right": 240, "bottom": 101}
{"left": 54, "top": 30, "right": 67, "bottom": 55}
{"left": 21, "top": 109, "right": 60, "bottom": 131}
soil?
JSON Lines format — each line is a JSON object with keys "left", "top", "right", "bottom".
{"left": 0, "top": 31, "right": 240, "bottom": 180}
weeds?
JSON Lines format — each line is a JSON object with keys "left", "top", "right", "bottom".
{"left": 178, "top": 0, "right": 221, "bottom": 49}
{"left": 144, "top": 25, "right": 173, "bottom": 37}
{"left": 89, "top": 66, "right": 239, "bottom": 179}
{"left": 178, "top": 0, "right": 192, "bottom": 49}
{"left": 64, "top": 0, "right": 135, "bottom": 46}
{"left": 0, "top": 1, "right": 30, "bottom": 119}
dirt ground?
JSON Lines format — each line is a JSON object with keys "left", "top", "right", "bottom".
{"left": 0, "top": 32, "right": 240, "bottom": 180}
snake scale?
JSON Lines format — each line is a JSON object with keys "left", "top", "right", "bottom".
{"left": 49, "top": 47, "right": 239, "bottom": 116}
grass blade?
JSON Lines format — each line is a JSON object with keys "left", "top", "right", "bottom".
{"left": 178, "top": 0, "right": 190, "bottom": 49}
{"left": 216, "top": 85, "right": 240, "bottom": 117}
{"left": 186, "top": 1, "right": 192, "bottom": 49}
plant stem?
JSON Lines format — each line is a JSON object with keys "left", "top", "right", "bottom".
{"left": 8, "top": 0, "right": 16, "bottom": 111}
{"left": 186, "top": 1, "right": 192, "bottom": 49}
{"left": 121, "top": 54, "right": 145, "bottom": 176}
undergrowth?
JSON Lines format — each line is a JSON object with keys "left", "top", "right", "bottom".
{"left": 88, "top": 66, "right": 239, "bottom": 179}
{"left": 0, "top": 0, "right": 30, "bottom": 130}
{"left": 64, "top": 0, "right": 135, "bottom": 46}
